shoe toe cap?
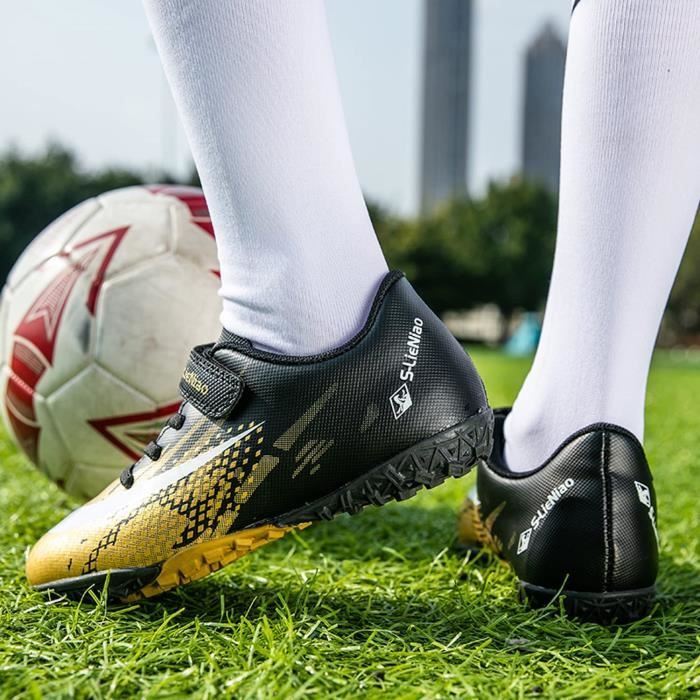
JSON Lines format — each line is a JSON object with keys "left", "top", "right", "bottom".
{"left": 26, "top": 522, "right": 90, "bottom": 587}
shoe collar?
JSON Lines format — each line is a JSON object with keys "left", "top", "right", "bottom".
{"left": 214, "top": 270, "right": 405, "bottom": 366}
{"left": 487, "top": 407, "right": 646, "bottom": 480}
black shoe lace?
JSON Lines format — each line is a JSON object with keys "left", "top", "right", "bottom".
{"left": 119, "top": 410, "right": 186, "bottom": 489}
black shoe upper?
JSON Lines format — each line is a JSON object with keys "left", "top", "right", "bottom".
{"left": 476, "top": 409, "right": 658, "bottom": 594}
{"left": 28, "top": 270, "right": 492, "bottom": 590}
{"left": 175, "top": 270, "right": 489, "bottom": 530}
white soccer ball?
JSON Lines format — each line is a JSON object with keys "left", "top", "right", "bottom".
{"left": 0, "top": 185, "right": 222, "bottom": 499}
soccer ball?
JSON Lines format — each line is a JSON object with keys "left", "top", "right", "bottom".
{"left": 0, "top": 185, "right": 222, "bottom": 500}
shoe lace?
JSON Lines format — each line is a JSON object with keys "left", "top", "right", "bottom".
{"left": 119, "top": 410, "right": 186, "bottom": 489}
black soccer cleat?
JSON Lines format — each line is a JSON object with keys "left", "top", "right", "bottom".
{"left": 27, "top": 271, "right": 493, "bottom": 601}
{"left": 458, "top": 409, "right": 658, "bottom": 624}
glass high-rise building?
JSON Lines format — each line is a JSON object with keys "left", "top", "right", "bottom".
{"left": 419, "top": 0, "right": 473, "bottom": 215}
{"left": 522, "top": 23, "right": 567, "bottom": 194}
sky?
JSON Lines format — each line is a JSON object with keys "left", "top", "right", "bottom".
{"left": 0, "top": 1, "right": 570, "bottom": 217}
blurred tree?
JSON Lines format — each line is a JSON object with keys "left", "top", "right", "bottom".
{"left": 473, "top": 179, "right": 557, "bottom": 321}
{"left": 186, "top": 165, "right": 201, "bottom": 187}
{"left": 368, "top": 201, "right": 419, "bottom": 279}
{"left": 400, "top": 197, "right": 490, "bottom": 314}
{"left": 370, "top": 178, "right": 558, "bottom": 319}
{"left": 664, "top": 209, "right": 700, "bottom": 343}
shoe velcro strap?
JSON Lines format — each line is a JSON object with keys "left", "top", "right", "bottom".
{"left": 179, "top": 344, "right": 245, "bottom": 419}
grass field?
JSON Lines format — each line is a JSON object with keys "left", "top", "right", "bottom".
{"left": 0, "top": 349, "right": 698, "bottom": 699}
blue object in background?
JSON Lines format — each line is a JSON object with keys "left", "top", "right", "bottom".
{"left": 505, "top": 313, "right": 542, "bottom": 356}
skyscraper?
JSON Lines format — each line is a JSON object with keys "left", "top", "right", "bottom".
{"left": 419, "top": 0, "right": 473, "bottom": 215}
{"left": 521, "top": 23, "right": 567, "bottom": 194}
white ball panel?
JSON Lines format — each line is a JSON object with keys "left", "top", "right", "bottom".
{"left": 96, "top": 186, "right": 160, "bottom": 207}
{"left": 171, "top": 223, "right": 219, "bottom": 277}
{"left": 167, "top": 193, "right": 219, "bottom": 276}
{"left": 7, "top": 197, "right": 101, "bottom": 291}
{"left": 66, "top": 463, "right": 125, "bottom": 502}
{"left": 33, "top": 394, "right": 72, "bottom": 485}
{"left": 67, "top": 195, "right": 172, "bottom": 280}
{"left": 95, "top": 255, "right": 221, "bottom": 403}
{"left": 47, "top": 363, "right": 158, "bottom": 466}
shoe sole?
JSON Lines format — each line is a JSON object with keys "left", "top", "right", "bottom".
{"left": 457, "top": 497, "right": 656, "bottom": 625}
{"left": 35, "top": 408, "right": 493, "bottom": 602}
{"left": 520, "top": 582, "right": 656, "bottom": 625}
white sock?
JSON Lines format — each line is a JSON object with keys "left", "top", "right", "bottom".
{"left": 143, "top": 0, "right": 388, "bottom": 355}
{"left": 505, "top": 0, "right": 700, "bottom": 471}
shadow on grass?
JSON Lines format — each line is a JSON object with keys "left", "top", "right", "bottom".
{"left": 137, "top": 564, "right": 700, "bottom": 665}
{"left": 18, "top": 501, "right": 697, "bottom": 662}
{"left": 287, "top": 501, "right": 464, "bottom": 563}
{"left": 113, "top": 503, "right": 700, "bottom": 662}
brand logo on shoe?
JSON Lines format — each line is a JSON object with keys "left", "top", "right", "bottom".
{"left": 634, "top": 480, "right": 659, "bottom": 544}
{"left": 515, "top": 478, "right": 575, "bottom": 555}
{"left": 399, "top": 317, "right": 424, "bottom": 383}
{"left": 182, "top": 369, "right": 209, "bottom": 395}
{"left": 390, "top": 383, "right": 413, "bottom": 419}
{"left": 517, "top": 527, "right": 532, "bottom": 554}
{"left": 634, "top": 481, "right": 651, "bottom": 508}
{"left": 530, "top": 477, "right": 575, "bottom": 531}
{"left": 389, "top": 317, "right": 423, "bottom": 419}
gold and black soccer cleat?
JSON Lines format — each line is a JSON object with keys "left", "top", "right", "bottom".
{"left": 457, "top": 409, "right": 658, "bottom": 624}
{"left": 27, "top": 271, "right": 493, "bottom": 601}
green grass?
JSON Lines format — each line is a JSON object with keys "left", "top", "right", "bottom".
{"left": 0, "top": 350, "right": 699, "bottom": 699}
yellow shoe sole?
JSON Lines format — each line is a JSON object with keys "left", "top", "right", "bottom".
{"left": 124, "top": 522, "right": 311, "bottom": 601}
